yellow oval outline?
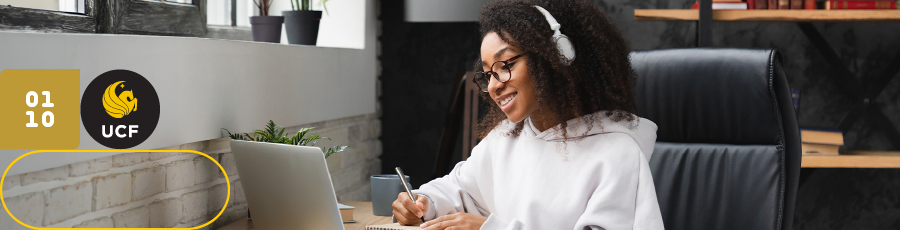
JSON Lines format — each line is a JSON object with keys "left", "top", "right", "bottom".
{"left": 1, "top": 150, "right": 231, "bottom": 230}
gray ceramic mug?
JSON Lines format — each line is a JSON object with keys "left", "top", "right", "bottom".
{"left": 371, "top": 174, "right": 411, "bottom": 216}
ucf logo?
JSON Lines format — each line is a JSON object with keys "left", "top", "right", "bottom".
{"left": 101, "top": 81, "right": 139, "bottom": 138}
{"left": 82, "top": 70, "right": 160, "bottom": 149}
{"left": 103, "top": 81, "right": 138, "bottom": 118}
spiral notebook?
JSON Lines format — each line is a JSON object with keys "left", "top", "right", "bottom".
{"left": 364, "top": 223, "right": 422, "bottom": 230}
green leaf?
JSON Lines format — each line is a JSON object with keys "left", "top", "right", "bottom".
{"left": 323, "top": 145, "right": 348, "bottom": 158}
{"left": 319, "top": 0, "right": 330, "bottom": 15}
{"left": 224, "top": 121, "right": 349, "bottom": 159}
{"left": 223, "top": 128, "right": 240, "bottom": 140}
{"left": 300, "top": 134, "right": 323, "bottom": 146}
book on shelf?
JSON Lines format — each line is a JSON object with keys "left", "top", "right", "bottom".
{"left": 691, "top": 2, "right": 749, "bottom": 9}
{"left": 804, "top": 0, "right": 816, "bottom": 9}
{"left": 800, "top": 129, "right": 844, "bottom": 145}
{"left": 792, "top": 0, "right": 804, "bottom": 9}
{"left": 770, "top": 0, "right": 778, "bottom": 9}
{"left": 800, "top": 129, "right": 844, "bottom": 156}
{"left": 779, "top": 0, "right": 790, "bottom": 9}
{"left": 338, "top": 203, "right": 356, "bottom": 223}
{"left": 802, "top": 143, "right": 840, "bottom": 155}
{"left": 756, "top": 0, "right": 769, "bottom": 9}
{"left": 825, "top": 0, "right": 897, "bottom": 9}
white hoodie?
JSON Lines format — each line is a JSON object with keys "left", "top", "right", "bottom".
{"left": 412, "top": 111, "right": 664, "bottom": 230}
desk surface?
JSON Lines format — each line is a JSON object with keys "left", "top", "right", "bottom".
{"left": 218, "top": 201, "right": 393, "bottom": 230}
{"left": 634, "top": 9, "right": 900, "bottom": 22}
{"left": 218, "top": 153, "right": 900, "bottom": 230}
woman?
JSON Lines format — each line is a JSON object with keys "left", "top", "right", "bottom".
{"left": 392, "top": 0, "right": 664, "bottom": 229}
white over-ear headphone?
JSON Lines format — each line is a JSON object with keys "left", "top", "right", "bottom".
{"left": 534, "top": 5, "right": 575, "bottom": 65}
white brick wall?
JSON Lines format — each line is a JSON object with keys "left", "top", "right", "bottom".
{"left": 220, "top": 153, "right": 238, "bottom": 177}
{"left": 132, "top": 164, "right": 165, "bottom": 200}
{"left": 0, "top": 113, "right": 381, "bottom": 229}
{"left": 193, "top": 156, "right": 220, "bottom": 185}
{"left": 43, "top": 181, "right": 92, "bottom": 225}
{"left": 69, "top": 157, "right": 112, "bottom": 177}
{"left": 4, "top": 192, "right": 43, "bottom": 227}
{"left": 20, "top": 165, "right": 67, "bottom": 186}
{"left": 92, "top": 173, "right": 133, "bottom": 210}
{"left": 208, "top": 183, "right": 229, "bottom": 211}
{"left": 231, "top": 180, "right": 246, "bottom": 205}
{"left": 112, "top": 206, "right": 149, "bottom": 228}
{"left": 181, "top": 189, "right": 208, "bottom": 223}
{"left": 166, "top": 160, "right": 195, "bottom": 192}
{"left": 73, "top": 217, "right": 113, "bottom": 228}
{"left": 149, "top": 151, "right": 182, "bottom": 161}
{"left": 112, "top": 152, "right": 150, "bottom": 167}
{"left": 149, "top": 198, "right": 182, "bottom": 228}
{"left": 2, "top": 173, "right": 21, "bottom": 190}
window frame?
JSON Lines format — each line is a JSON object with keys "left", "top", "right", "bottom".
{"left": 0, "top": 0, "right": 207, "bottom": 36}
{"left": 0, "top": 0, "right": 99, "bottom": 33}
{"left": 98, "top": 0, "right": 207, "bottom": 36}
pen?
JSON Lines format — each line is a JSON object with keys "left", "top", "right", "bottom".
{"left": 395, "top": 167, "right": 426, "bottom": 223}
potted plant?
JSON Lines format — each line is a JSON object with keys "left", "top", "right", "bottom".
{"left": 224, "top": 120, "right": 348, "bottom": 158}
{"left": 250, "top": 0, "right": 283, "bottom": 43}
{"left": 283, "top": 0, "right": 330, "bottom": 45}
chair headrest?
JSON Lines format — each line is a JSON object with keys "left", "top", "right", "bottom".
{"left": 631, "top": 48, "right": 785, "bottom": 145}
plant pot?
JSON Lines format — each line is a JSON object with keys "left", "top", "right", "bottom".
{"left": 250, "top": 16, "right": 284, "bottom": 43}
{"left": 282, "top": 10, "right": 322, "bottom": 45}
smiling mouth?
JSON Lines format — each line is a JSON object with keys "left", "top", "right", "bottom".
{"left": 497, "top": 93, "right": 517, "bottom": 106}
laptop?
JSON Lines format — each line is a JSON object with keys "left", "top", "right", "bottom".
{"left": 230, "top": 140, "right": 344, "bottom": 230}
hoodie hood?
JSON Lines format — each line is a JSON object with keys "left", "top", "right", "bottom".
{"left": 521, "top": 111, "right": 658, "bottom": 159}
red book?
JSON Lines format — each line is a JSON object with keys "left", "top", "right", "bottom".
{"left": 769, "top": 0, "right": 778, "bottom": 9}
{"left": 805, "top": 0, "right": 817, "bottom": 9}
{"left": 791, "top": 0, "right": 804, "bottom": 8}
{"left": 748, "top": 0, "right": 756, "bottom": 9}
{"left": 825, "top": 0, "right": 896, "bottom": 9}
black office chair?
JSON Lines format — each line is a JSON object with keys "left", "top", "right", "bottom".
{"left": 631, "top": 49, "right": 801, "bottom": 230}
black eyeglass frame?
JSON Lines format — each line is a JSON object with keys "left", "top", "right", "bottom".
{"left": 473, "top": 54, "right": 526, "bottom": 92}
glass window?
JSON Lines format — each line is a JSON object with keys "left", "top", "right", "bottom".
{"left": 0, "top": 0, "right": 80, "bottom": 13}
{"left": 207, "top": 0, "right": 232, "bottom": 25}
{"left": 207, "top": 0, "right": 252, "bottom": 27}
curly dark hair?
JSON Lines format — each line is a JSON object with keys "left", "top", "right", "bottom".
{"left": 476, "top": 0, "right": 637, "bottom": 140}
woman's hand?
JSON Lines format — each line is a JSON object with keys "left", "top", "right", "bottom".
{"left": 392, "top": 192, "right": 429, "bottom": 226}
{"left": 420, "top": 212, "right": 487, "bottom": 230}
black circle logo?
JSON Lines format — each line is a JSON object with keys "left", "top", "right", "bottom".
{"left": 81, "top": 70, "right": 160, "bottom": 149}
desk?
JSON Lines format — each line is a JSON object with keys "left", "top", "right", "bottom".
{"left": 217, "top": 201, "right": 393, "bottom": 230}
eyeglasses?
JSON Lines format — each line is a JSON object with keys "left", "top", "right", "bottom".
{"left": 473, "top": 54, "right": 525, "bottom": 92}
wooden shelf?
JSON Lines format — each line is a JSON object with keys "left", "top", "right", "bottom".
{"left": 802, "top": 154, "right": 900, "bottom": 168}
{"left": 635, "top": 9, "right": 900, "bottom": 22}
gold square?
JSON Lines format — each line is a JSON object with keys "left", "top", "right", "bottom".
{"left": 0, "top": 69, "right": 80, "bottom": 149}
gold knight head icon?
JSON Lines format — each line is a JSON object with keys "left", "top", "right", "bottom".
{"left": 102, "top": 81, "right": 138, "bottom": 118}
